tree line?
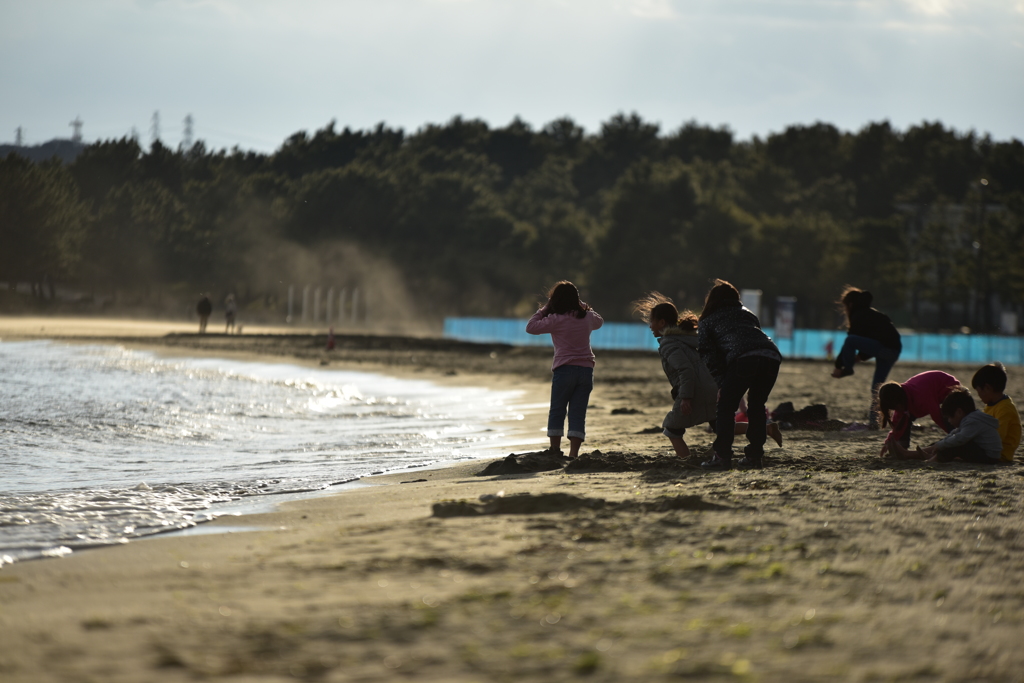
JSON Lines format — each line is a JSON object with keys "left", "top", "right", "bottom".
{"left": 2, "top": 114, "right": 1022, "bottom": 330}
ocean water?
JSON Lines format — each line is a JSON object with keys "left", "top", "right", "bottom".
{"left": 0, "top": 340, "right": 533, "bottom": 566}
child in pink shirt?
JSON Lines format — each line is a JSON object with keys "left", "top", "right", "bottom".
{"left": 526, "top": 281, "right": 604, "bottom": 458}
{"left": 877, "top": 370, "right": 960, "bottom": 457}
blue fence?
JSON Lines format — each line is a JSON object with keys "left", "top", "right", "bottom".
{"left": 444, "top": 317, "right": 660, "bottom": 351}
{"left": 443, "top": 318, "right": 1024, "bottom": 366}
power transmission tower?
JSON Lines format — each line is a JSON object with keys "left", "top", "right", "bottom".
{"left": 151, "top": 111, "right": 161, "bottom": 145}
{"left": 69, "top": 116, "right": 83, "bottom": 143}
{"left": 182, "top": 114, "right": 194, "bottom": 150}
{"left": 15, "top": 126, "right": 23, "bottom": 146}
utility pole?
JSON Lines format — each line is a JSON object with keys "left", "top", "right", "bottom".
{"left": 69, "top": 116, "right": 83, "bottom": 143}
{"left": 977, "top": 178, "right": 990, "bottom": 331}
{"left": 150, "top": 111, "right": 161, "bottom": 146}
{"left": 15, "top": 126, "right": 23, "bottom": 146}
{"left": 182, "top": 114, "right": 194, "bottom": 150}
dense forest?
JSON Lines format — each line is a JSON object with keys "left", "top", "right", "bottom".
{"left": 2, "top": 114, "right": 1023, "bottom": 331}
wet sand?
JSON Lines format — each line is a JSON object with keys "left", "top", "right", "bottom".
{"left": 1, "top": 317, "right": 1023, "bottom": 682}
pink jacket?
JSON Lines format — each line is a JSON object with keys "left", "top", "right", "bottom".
{"left": 526, "top": 308, "right": 604, "bottom": 370}
{"left": 885, "top": 371, "right": 960, "bottom": 444}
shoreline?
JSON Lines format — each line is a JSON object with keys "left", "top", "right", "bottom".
{"left": 3, "top": 317, "right": 1024, "bottom": 681}
{"left": 1, "top": 327, "right": 552, "bottom": 566}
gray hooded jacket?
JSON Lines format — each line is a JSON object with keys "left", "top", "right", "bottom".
{"left": 934, "top": 410, "right": 1002, "bottom": 460}
{"left": 659, "top": 326, "right": 718, "bottom": 428}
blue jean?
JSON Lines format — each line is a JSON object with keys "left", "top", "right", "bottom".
{"left": 713, "top": 355, "right": 780, "bottom": 463}
{"left": 547, "top": 364, "right": 594, "bottom": 440}
{"left": 838, "top": 335, "right": 900, "bottom": 424}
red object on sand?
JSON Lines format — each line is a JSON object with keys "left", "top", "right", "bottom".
{"left": 734, "top": 408, "right": 769, "bottom": 423}
{"left": 326, "top": 328, "right": 335, "bottom": 350}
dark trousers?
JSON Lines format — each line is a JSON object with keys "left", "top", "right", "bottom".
{"left": 838, "top": 335, "right": 900, "bottom": 426}
{"left": 713, "top": 355, "right": 780, "bottom": 463}
{"left": 935, "top": 441, "right": 999, "bottom": 464}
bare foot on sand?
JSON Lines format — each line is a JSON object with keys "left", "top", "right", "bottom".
{"left": 767, "top": 422, "right": 783, "bottom": 447}
{"left": 887, "top": 440, "right": 927, "bottom": 460}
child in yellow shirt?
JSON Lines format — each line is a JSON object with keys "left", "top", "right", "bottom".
{"left": 971, "top": 363, "right": 1022, "bottom": 463}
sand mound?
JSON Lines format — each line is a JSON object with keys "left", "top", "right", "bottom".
{"left": 432, "top": 492, "right": 605, "bottom": 517}
{"left": 475, "top": 450, "right": 570, "bottom": 475}
{"left": 432, "top": 492, "right": 732, "bottom": 517}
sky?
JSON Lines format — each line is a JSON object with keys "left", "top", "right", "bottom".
{"left": 1, "top": 0, "right": 1022, "bottom": 153}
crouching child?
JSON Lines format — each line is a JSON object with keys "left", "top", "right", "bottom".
{"left": 912, "top": 387, "right": 1002, "bottom": 464}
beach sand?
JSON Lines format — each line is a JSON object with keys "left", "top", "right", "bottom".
{"left": 2, "top": 317, "right": 1023, "bottom": 682}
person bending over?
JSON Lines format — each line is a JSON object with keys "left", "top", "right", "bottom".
{"left": 877, "top": 371, "right": 960, "bottom": 458}
{"left": 697, "top": 280, "right": 782, "bottom": 470}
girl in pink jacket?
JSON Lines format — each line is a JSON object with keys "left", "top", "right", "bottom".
{"left": 877, "top": 370, "right": 960, "bottom": 457}
{"left": 526, "top": 281, "right": 604, "bottom": 458}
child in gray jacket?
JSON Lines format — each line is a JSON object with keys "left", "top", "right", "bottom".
{"left": 911, "top": 387, "right": 1002, "bottom": 464}
{"left": 645, "top": 299, "right": 717, "bottom": 459}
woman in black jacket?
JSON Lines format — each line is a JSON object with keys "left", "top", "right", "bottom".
{"left": 698, "top": 280, "right": 782, "bottom": 470}
{"left": 831, "top": 286, "right": 902, "bottom": 428}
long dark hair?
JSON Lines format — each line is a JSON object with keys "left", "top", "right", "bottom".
{"left": 699, "top": 279, "right": 741, "bottom": 320}
{"left": 545, "top": 280, "right": 587, "bottom": 318}
{"left": 876, "top": 381, "right": 907, "bottom": 429}
{"left": 838, "top": 285, "right": 872, "bottom": 329}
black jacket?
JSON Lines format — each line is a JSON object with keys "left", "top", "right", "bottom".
{"left": 835, "top": 307, "right": 902, "bottom": 368}
{"left": 697, "top": 302, "right": 781, "bottom": 387}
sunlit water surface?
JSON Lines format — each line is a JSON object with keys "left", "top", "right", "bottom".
{"left": 0, "top": 341, "right": 532, "bottom": 565}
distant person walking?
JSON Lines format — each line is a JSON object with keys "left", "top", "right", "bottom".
{"left": 526, "top": 281, "right": 604, "bottom": 459}
{"left": 225, "top": 294, "right": 237, "bottom": 334}
{"left": 196, "top": 295, "right": 212, "bottom": 334}
{"left": 698, "top": 279, "right": 782, "bottom": 470}
{"left": 831, "top": 286, "right": 902, "bottom": 428}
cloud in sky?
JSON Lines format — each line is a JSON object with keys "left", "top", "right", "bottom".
{"left": 0, "top": 0, "right": 1021, "bottom": 151}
